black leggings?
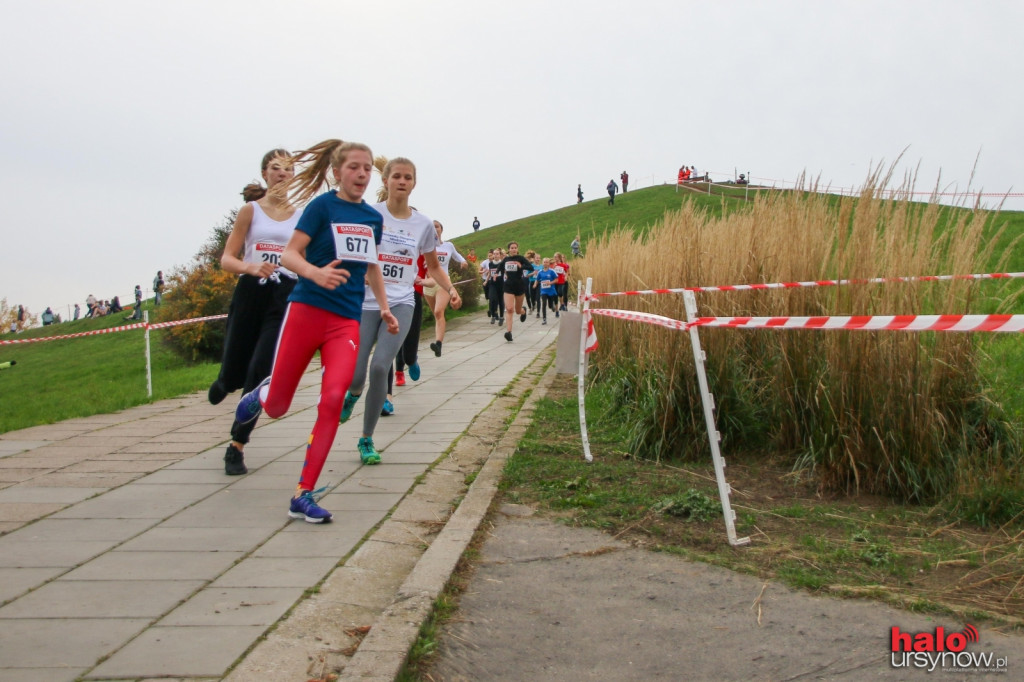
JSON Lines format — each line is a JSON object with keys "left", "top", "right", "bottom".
{"left": 488, "top": 280, "right": 505, "bottom": 318}
{"left": 217, "top": 274, "right": 295, "bottom": 444}
{"left": 395, "top": 292, "right": 422, "bottom": 371}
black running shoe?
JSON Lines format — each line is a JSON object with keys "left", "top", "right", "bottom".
{"left": 430, "top": 341, "right": 442, "bottom": 357}
{"left": 520, "top": 312, "right": 527, "bottom": 322}
{"left": 504, "top": 331, "right": 513, "bottom": 342}
{"left": 224, "top": 444, "right": 247, "bottom": 475}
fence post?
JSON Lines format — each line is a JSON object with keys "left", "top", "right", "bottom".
{"left": 144, "top": 311, "right": 152, "bottom": 398}
{"left": 578, "top": 277, "right": 594, "bottom": 462}
{"left": 682, "top": 291, "right": 749, "bottom": 547}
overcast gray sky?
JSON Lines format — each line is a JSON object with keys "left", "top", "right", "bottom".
{"left": 4, "top": 0, "right": 1022, "bottom": 320}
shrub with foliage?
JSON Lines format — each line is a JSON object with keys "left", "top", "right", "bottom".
{"left": 0, "top": 298, "right": 37, "bottom": 334}
{"left": 156, "top": 211, "right": 236, "bottom": 362}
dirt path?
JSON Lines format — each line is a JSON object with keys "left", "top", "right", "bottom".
{"left": 428, "top": 505, "right": 1023, "bottom": 681}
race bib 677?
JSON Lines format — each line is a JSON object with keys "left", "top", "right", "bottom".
{"left": 332, "top": 224, "right": 378, "bottom": 263}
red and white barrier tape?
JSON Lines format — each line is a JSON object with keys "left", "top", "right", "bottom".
{"left": 0, "top": 315, "right": 227, "bottom": 346}
{"left": 586, "top": 309, "right": 1024, "bottom": 353}
{"left": 585, "top": 272, "right": 1024, "bottom": 301}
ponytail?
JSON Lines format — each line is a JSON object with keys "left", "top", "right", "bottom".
{"left": 241, "top": 183, "right": 266, "bottom": 202}
{"left": 289, "top": 139, "right": 374, "bottom": 206}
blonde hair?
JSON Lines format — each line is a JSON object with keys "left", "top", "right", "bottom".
{"left": 375, "top": 156, "right": 417, "bottom": 202}
{"left": 288, "top": 139, "right": 373, "bottom": 205}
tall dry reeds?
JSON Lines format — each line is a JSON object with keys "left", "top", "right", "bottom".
{"left": 578, "top": 169, "right": 1018, "bottom": 501}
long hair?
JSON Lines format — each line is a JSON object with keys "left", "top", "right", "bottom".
{"left": 241, "top": 148, "right": 291, "bottom": 202}
{"left": 288, "top": 139, "right": 373, "bottom": 206}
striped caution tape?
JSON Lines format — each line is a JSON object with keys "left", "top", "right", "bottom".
{"left": 584, "top": 272, "right": 1024, "bottom": 301}
{"left": 0, "top": 314, "right": 227, "bottom": 346}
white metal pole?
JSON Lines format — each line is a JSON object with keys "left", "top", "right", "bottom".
{"left": 144, "top": 311, "right": 152, "bottom": 398}
{"left": 578, "top": 277, "right": 594, "bottom": 462}
{"left": 682, "top": 291, "right": 749, "bottom": 547}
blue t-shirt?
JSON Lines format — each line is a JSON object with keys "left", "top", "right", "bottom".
{"left": 288, "top": 191, "right": 384, "bottom": 321}
{"left": 536, "top": 268, "right": 558, "bottom": 296}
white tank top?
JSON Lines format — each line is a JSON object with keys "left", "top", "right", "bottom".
{"left": 242, "top": 201, "right": 301, "bottom": 279}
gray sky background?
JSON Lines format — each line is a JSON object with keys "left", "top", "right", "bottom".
{"left": 4, "top": 0, "right": 1022, "bottom": 321}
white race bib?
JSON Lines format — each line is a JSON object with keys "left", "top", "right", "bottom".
{"left": 437, "top": 251, "right": 449, "bottom": 269}
{"left": 332, "top": 224, "right": 378, "bottom": 263}
{"left": 254, "top": 241, "right": 284, "bottom": 267}
{"left": 541, "top": 279, "right": 553, "bottom": 290}
{"left": 378, "top": 230, "right": 418, "bottom": 286}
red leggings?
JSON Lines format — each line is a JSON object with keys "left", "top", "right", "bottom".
{"left": 262, "top": 302, "right": 359, "bottom": 491}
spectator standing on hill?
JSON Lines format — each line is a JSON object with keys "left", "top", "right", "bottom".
{"left": 127, "top": 285, "right": 143, "bottom": 320}
{"left": 571, "top": 236, "right": 581, "bottom": 258}
{"left": 473, "top": 216, "right": 480, "bottom": 232}
{"left": 620, "top": 170, "right": 629, "bottom": 193}
{"left": 85, "top": 294, "right": 97, "bottom": 318}
{"left": 41, "top": 307, "right": 54, "bottom": 326}
{"left": 17, "top": 305, "right": 25, "bottom": 328}
{"left": 73, "top": 303, "right": 80, "bottom": 321}
{"left": 153, "top": 271, "right": 165, "bottom": 306}
{"left": 577, "top": 184, "right": 583, "bottom": 204}
{"left": 606, "top": 179, "right": 618, "bottom": 205}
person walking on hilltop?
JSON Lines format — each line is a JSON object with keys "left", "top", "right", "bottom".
{"left": 577, "top": 184, "right": 583, "bottom": 204}
{"left": 340, "top": 156, "right": 461, "bottom": 466}
{"left": 234, "top": 138, "right": 398, "bottom": 524}
{"left": 607, "top": 178, "right": 618, "bottom": 205}
{"left": 499, "top": 241, "right": 534, "bottom": 343}
{"left": 620, "top": 170, "right": 629, "bottom": 193}
{"left": 209, "top": 149, "right": 301, "bottom": 476}
{"left": 153, "top": 271, "right": 165, "bottom": 306}
{"left": 473, "top": 216, "right": 480, "bottom": 232}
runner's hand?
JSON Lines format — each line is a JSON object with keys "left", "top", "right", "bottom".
{"left": 312, "top": 260, "right": 350, "bottom": 290}
{"left": 381, "top": 309, "right": 399, "bottom": 334}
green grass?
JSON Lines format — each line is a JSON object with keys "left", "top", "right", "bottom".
{"left": 0, "top": 302, "right": 220, "bottom": 433}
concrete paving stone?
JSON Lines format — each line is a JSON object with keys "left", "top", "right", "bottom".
{"left": 127, "top": 441, "right": 214, "bottom": 454}
{"left": 320, "top": 563, "right": 412, "bottom": 609}
{"left": 0, "top": 457, "right": 62, "bottom": 470}
{"left": 0, "top": 468, "right": 49, "bottom": 483}
{"left": 155, "top": 432, "right": 232, "bottom": 444}
{"left": 0, "top": 485, "right": 104, "bottom": 504}
{"left": 337, "top": 649, "right": 407, "bottom": 682}
{"left": 50, "top": 490, "right": 219, "bottom": 521}
{"left": 0, "top": 539, "right": 127, "bottom": 568}
{"left": 0, "top": 566, "right": 65, "bottom": 604}
{"left": 91, "top": 451, "right": 193, "bottom": 462}
{"left": 0, "top": 617, "right": 149, "bottom": 668}
{"left": 86, "top": 624, "right": 266, "bottom": 679}
{"left": 11, "top": 518, "right": 156, "bottom": 543}
{"left": 0, "top": 579, "right": 206, "bottom": 618}
{"left": 366, "top": 520, "right": 439, "bottom": 548}
{"left": 0, "top": 502, "right": 68, "bottom": 524}
{"left": 64, "top": 436, "right": 148, "bottom": 448}
{"left": 345, "top": 540, "right": 424, "bottom": 577}
{"left": 252, "top": 521, "right": 368, "bottom": 559}
{"left": 61, "top": 459, "right": 176, "bottom": 474}
{"left": 0, "top": 425, "right": 84, "bottom": 440}
{"left": 211, "top": 556, "right": 340, "bottom": 588}
{"left": 116, "top": 525, "right": 275, "bottom": 552}
{"left": 158, "top": 586, "right": 306, "bottom": 626}
{"left": 161, "top": 489, "right": 289, "bottom": 528}
{"left": 334, "top": 475, "right": 421, "bottom": 495}
{"left": 133, "top": 468, "right": 233, "bottom": 485}
{"left": 318, "top": 491, "right": 404, "bottom": 512}
{"left": 28, "top": 445, "right": 120, "bottom": 458}
{"left": 0, "top": 522, "right": 23, "bottom": 534}
{"left": 371, "top": 450, "right": 445, "bottom": 465}
{"left": 163, "top": 452, "right": 225, "bottom": 470}
{"left": 217, "top": 472, "right": 297, "bottom": 491}
{"left": 388, "top": 497, "right": 455, "bottom": 524}
{"left": 0, "top": 667, "right": 85, "bottom": 682}
{"left": 63, "top": 550, "right": 244, "bottom": 581}
{"left": 21, "top": 472, "right": 144, "bottom": 488}
{"left": 0, "top": 440, "right": 47, "bottom": 456}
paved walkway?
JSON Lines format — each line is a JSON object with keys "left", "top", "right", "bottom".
{"left": 0, "top": 309, "right": 562, "bottom": 681}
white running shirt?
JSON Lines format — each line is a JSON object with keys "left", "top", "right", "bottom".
{"left": 364, "top": 202, "right": 438, "bottom": 310}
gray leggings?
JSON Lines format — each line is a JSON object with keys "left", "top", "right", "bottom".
{"left": 349, "top": 304, "right": 414, "bottom": 437}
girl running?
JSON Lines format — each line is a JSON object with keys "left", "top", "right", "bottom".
{"left": 535, "top": 257, "right": 560, "bottom": 324}
{"left": 499, "top": 241, "right": 534, "bottom": 342}
{"left": 486, "top": 249, "right": 505, "bottom": 325}
{"left": 340, "top": 157, "right": 462, "bottom": 465}
{"left": 209, "top": 149, "right": 300, "bottom": 476}
{"left": 553, "top": 252, "right": 570, "bottom": 311}
{"left": 423, "top": 219, "right": 468, "bottom": 357}
{"left": 234, "top": 139, "right": 397, "bottom": 523}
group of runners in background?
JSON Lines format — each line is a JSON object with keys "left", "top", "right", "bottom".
{"left": 480, "top": 248, "right": 571, "bottom": 339}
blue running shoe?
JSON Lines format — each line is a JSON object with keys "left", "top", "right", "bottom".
{"left": 339, "top": 391, "right": 360, "bottom": 423}
{"left": 380, "top": 399, "right": 394, "bottom": 416}
{"left": 358, "top": 437, "right": 381, "bottom": 465}
{"left": 235, "top": 376, "right": 270, "bottom": 424}
{"left": 288, "top": 490, "right": 333, "bottom": 523}
{"left": 408, "top": 362, "right": 421, "bottom": 381}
